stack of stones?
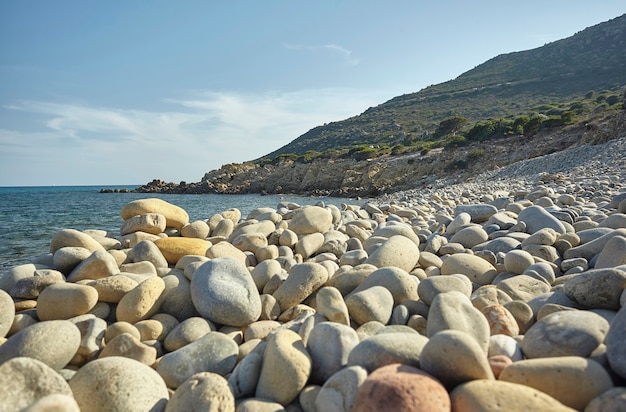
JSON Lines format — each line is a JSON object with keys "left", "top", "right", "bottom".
{"left": 0, "top": 187, "right": 625, "bottom": 411}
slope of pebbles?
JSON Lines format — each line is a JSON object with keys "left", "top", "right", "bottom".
{"left": 0, "top": 137, "right": 626, "bottom": 411}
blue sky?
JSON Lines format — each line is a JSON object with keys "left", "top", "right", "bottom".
{"left": 1, "top": 1, "right": 624, "bottom": 186}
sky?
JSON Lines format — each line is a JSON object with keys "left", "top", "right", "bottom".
{"left": 1, "top": 1, "right": 624, "bottom": 186}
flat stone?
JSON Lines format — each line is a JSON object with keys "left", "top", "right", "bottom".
{"left": 0, "top": 357, "right": 73, "bottom": 412}
{"left": 256, "top": 329, "right": 312, "bottom": 406}
{"left": 160, "top": 276, "right": 199, "bottom": 321}
{"left": 0, "top": 289, "right": 15, "bottom": 338}
{"left": 500, "top": 356, "right": 614, "bottom": 410}
{"left": 251, "top": 259, "right": 283, "bottom": 292}
{"left": 120, "top": 213, "right": 167, "bottom": 235}
{"left": 523, "top": 262, "right": 556, "bottom": 284}
{"left": 68, "top": 315, "right": 107, "bottom": 366}
{"left": 326, "top": 264, "right": 376, "bottom": 296}
{"left": 447, "top": 212, "right": 472, "bottom": 235}
{"left": 70, "top": 356, "right": 169, "bottom": 411}
{"left": 440, "top": 253, "right": 498, "bottom": 285}
{"left": 244, "top": 320, "right": 281, "bottom": 341}
{"left": 562, "top": 268, "right": 626, "bottom": 310}
{"left": 564, "top": 228, "right": 626, "bottom": 260}
{"left": 370, "top": 222, "right": 421, "bottom": 247}
{"left": 349, "top": 266, "right": 418, "bottom": 305}
{"left": 104, "top": 322, "right": 138, "bottom": 344}
{"left": 351, "top": 364, "right": 450, "bottom": 412}
{"left": 36, "top": 283, "right": 99, "bottom": 321}
{"left": 518, "top": 205, "right": 566, "bottom": 234}
{"left": 53, "top": 247, "right": 92, "bottom": 274}
{"left": 165, "top": 372, "right": 235, "bottom": 412}
{"left": 272, "top": 262, "right": 328, "bottom": 312}
{"left": 482, "top": 304, "right": 520, "bottom": 336}
{"left": 470, "top": 285, "right": 512, "bottom": 310}
{"left": 233, "top": 232, "right": 269, "bottom": 254}
{"left": 455, "top": 204, "right": 498, "bottom": 223}
{"left": 235, "top": 398, "right": 285, "bottom": 412}
{"left": 295, "top": 232, "right": 324, "bottom": 259}
{"left": 164, "top": 316, "right": 214, "bottom": 352}
{"left": 128, "top": 239, "right": 169, "bottom": 268}
{"left": 427, "top": 291, "right": 491, "bottom": 353}
{"left": 180, "top": 220, "right": 211, "bottom": 239}
{"left": 418, "top": 274, "right": 472, "bottom": 306}
{"left": 521, "top": 227, "right": 558, "bottom": 247}
{"left": 450, "top": 225, "right": 489, "bottom": 248}
{"left": 595, "top": 235, "right": 626, "bottom": 268}
{"left": 157, "top": 331, "right": 238, "bottom": 388}
{"left": 488, "top": 334, "right": 523, "bottom": 361}
{"left": 116, "top": 276, "right": 165, "bottom": 324}
{"left": 364, "top": 235, "right": 420, "bottom": 272}
{"left": 503, "top": 250, "right": 535, "bottom": 274}
{"left": 99, "top": 332, "right": 157, "bottom": 365}
{"left": 288, "top": 206, "right": 333, "bottom": 235}
{"left": 420, "top": 329, "right": 494, "bottom": 388}
{"left": 521, "top": 310, "right": 609, "bottom": 358}
{"left": 599, "top": 213, "right": 626, "bottom": 229}
{"left": 306, "top": 322, "right": 360, "bottom": 384}
{"left": 450, "top": 379, "right": 576, "bottom": 412}
{"left": 496, "top": 274, "right": 551, "bottom": 302}
{"left": 66, "top": 250, "right": 119, "bottom": 282}
{"left": 229, "top": 348, "right": 264, "bottom": 398}
{"left": 347, "top": 332, "right": 429, "bottom": 372}
{"left": 155, "top": 237, "right": 212, "bottom": 265}
{"left": 205, "top": 241, "right": 248, "bottom": 265}
{"left": 315, "top": 365, "right": 367, "bottom": 412}
{"left": 0, "top": 320, "right": 81, "bottom": 370}
{"left": 49, "top": 229, "right": 105, "bottom": 254}
{"left": 191, "top": 257, "right": 261, "bottom": 327}
{"left": 88, "top": 275, "right": 138, "bottom": 303}
{"left": 315, "top": 286, "right": 350, "bottom": 325}
{"left": 345, "top": 285, "right": 394, "bottom": 326}
{"left": 503, "top": 300, "right": 535, "bottom": 334}
{"left": 121, "top": 198, "right": 189, "bottom": 229}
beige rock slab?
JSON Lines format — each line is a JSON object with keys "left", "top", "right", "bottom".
{"left": 155, "top": 237, "right": 212, "bottom": 265}
{"left": 165, "top": 372, "right": 235, "bottom": 412}
{"left": 440, "top": 253, "right": 498, "bottom": 285}
{"left": 36, "top": 283, "right": 99, "bottom": 321}
{"left": 255, "top": 329, "right": 312, "bottom": 406}
{"left": 0, "top": 357, "right": 73, "bottom": 412}
{"left": 500, "top": 356, "right": 614, "bottom": 410}
{"left": 116, "top": 276, "right": 165, "bottom": 324}
{"left": 49, "top": 229, "right": 105, "bottom": 254}
{"left": 121, "top": 198, "right": 189, "bottom": 229}
{"left": 451, "top": 379, "right": 576, "bottom": 412}
{"left": 69, "top": 356, "right": 169, "bottom": 412}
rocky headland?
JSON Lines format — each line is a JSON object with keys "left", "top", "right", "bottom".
{"left": 128, "top": 110, "right": 626, "bottom": 199}
{"left": 2, "top": 126, "right": 626, "bottom": 410}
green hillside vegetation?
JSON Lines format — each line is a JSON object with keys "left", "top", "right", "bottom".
{"left": 260, "top": 88, "right": 624, "bottom": 165}
{"left": 257, "top": 14, "right": 626, "bottom": 164}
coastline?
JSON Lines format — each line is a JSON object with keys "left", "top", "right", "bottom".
{"left": 0, "top": 136, "right": 625, "bottom": 410}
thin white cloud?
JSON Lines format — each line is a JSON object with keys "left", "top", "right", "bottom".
{"left": 282, "top": 42, "right": 360, "bottom": 66}
{"left": 0, "top": 88, "right": 386, "bottom": 185}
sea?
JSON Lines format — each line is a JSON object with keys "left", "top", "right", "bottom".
{"left": 0, "top": 185, "right": 355, "bottom": 271}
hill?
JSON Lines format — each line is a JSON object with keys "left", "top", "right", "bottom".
{"left": 131, "top": 14, "right": 626, "bottom": 197}
{"left": 261, "top": 13, "right": 626, "bottom": 159}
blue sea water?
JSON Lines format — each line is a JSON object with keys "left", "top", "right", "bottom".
{"left": 0, "top": 185, "right": 354, "bottom": 271}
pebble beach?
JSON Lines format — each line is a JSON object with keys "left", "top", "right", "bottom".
{"left": 1, "top": 136, "right": 626, "bottom": 411}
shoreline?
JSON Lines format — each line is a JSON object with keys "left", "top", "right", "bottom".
{"left": 0, "top": 136, "right": 625, "bottom": 409}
